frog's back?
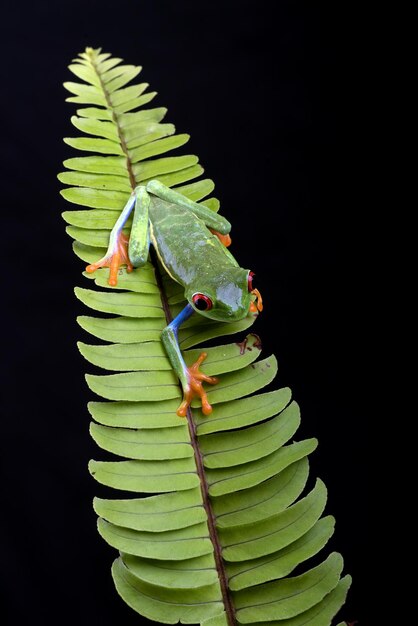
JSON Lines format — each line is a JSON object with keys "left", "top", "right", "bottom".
{"left": 149, "top": 196, "right": 237, "bottom": 286}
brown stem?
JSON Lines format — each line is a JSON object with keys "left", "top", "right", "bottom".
{"left": 89, "top": 52, "right": 137, "bottom": 190}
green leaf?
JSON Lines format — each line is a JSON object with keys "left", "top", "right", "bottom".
{"left": 77, "top": 315, "right": 165, "bottom": 343}
{"left": 96, "top": 57, "right": 123, "bottom": 72}
{"left": 119, "top": 107, "right": 168, "bottom": 127}
{"left": 70, "top": 115, "right": 119, "bottom": 141}
{"left": 193, "top": 356, "right": 277, "bottom": 407}
{"left": 90, "top": 421, "right": 192, "bottom": 460}
{"left": 64, "top": 81, "right": 107, "bottom": 106}
{"left": 227, "top": 516, "right": 336, "bottom": 590}
{"left": 200, "top": 401, "right": 300, "bottom": 468}
{"left": 207, "top": 439, "right": 318, "bottom": 496}
{"left": 67, "top": 225, "right": 116, "bottom": 247}
{"left": 59, "top": 172, "right": 130, "bottom": 193}
{"left": 233, "top": 553, "right": 344, "bottom": 622}
{"left": 104, "top": 66, "right": 142, "bottom": 92}
{"left": 86, "top": 369, "right": 180, "bottom": 401}
{"left": 98, "top": 519, "right": 212, "bottom": 560}
{"left": 68, "top": 63, "right": 102, "bottom": 87}
{"left": 63, "top": 155, "right": 127, "bottom": 175}
{"left": 88, "top": 398, "right": 184, "bottom": 429}
{"left": 213, "top": 458, "right": 309, "bottom": 528}
{"left": 121, "top": 552, "right": 218, "bottom": 589}
{"left": 195, "top": 388, "right": 292, "bottom": 435}
{"left": 132, "top": 154, "right": 199, "bottom": 181}
{"left": 102, "top": 64, "right": 141, "bottom": 84}
{"left": 110, "top": 83, "right": 149, "bottom": 107}
{"left": 243, "top": 576, "right": 351, "bottom": 626}
{"left": 76, "top": 106, "right": 113, "bottom": 120}
{"left": 63, "top": 207, "right": 121, "bottom": 229}
{"left": 62, "top": 186, "right": 129, "bottom": 209}
{"left": 75, "top": 287, "right": 165, "bottom": 317}
{"left": 201, "top": 614, "right": 228, "bottom": 626}
{"left": 114, "top": 91, "right": 157, "bottom": 114}
{"left": 79, "top": 340, "right": 170, "bottom": 371}
{"left": 89, "top": 457, "right": 198, "bottom": 492}
{"left": 219, "top": 480, "right": 328, "bottom": 562}
{"left": 93, "top": 488, "right": 205, "bottom": 532}
{"left": 63, "top": 136, "right": 124, "bottom": 155}
{"left": 125, "top": 122, "right": 175, "bottom": 148}
{"left": 73, "top": 241, "right": 106, "bottom": 262}
{"left": 173, "top": 178, "right": 215, "bottom": 201}
{"left": 185, "top": 334, "right": 261, "bottom": 376}
{"left": 142, "top": 164, "right": 204, "bottom": 188}
{"left": 201, "top": 197, "right": 220, "bottom": 212}
{"left": 130, "top": 133, "right": 190, "bottom": 162}
{"left": 112, "top": 557, "right": 224, "bottom": 624}
{"left": 82, "top": 267, "right": 160, "bottom": 293}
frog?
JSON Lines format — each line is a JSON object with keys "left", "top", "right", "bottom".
{"left": 86, "top": 180, "right": 263, "bottom": 417}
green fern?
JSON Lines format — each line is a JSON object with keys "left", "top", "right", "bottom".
{"left": 60, "top": 47, "right": 351, "bottom": 626}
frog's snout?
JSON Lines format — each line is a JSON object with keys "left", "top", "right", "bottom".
{"left": 249, "top": 289, "right": 263, "bottom": 313}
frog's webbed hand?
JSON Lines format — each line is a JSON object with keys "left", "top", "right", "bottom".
{"left": 161, "top": 305, "right": 218, "bottom": 417}
{"left": 86, "top": 188, "right": 150, "bottom": 286}
{"left": 250, "top": 289, "right": 263, "bottom": 313}
{"left": 86, "top": 231, "right": 133, "bottom": 286}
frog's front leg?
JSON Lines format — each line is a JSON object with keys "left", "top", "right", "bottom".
{"left": 86, "top": 187, "right": 150, "bottom": 286}
{"left": 161, "top": 304, "right": 218, "bottom": 417}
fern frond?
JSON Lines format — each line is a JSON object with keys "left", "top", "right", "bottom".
{"left": 61, "top": 47, "right": 351, "bottom": 626}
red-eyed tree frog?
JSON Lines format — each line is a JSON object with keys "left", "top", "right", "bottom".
{"left": 86, "top": 180, "right": 263, "bottom": 417}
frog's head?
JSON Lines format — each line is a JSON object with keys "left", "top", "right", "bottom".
{"left": 186, "top": 266, "right": 263, "bottom": 321}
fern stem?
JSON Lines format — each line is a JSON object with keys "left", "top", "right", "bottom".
{"left": 87, "top": 49, "right": 237, "bottom": 625}
{"left": 152, "top": 249, "right": 237, "bottom": 626}
{"left": 89, "top": 51, "right": 137, "bottom": 190}
{"left": 185, "top": 403, "right": 237, "bottom": 626}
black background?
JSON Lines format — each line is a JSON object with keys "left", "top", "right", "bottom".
{"left": 0, "top": 1, "right": 366, "bottom": 624}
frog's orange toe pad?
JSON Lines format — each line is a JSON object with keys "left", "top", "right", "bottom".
{"left": 176, "top": 352, "right": 218, "bottom": 417}
{"left": 85, "top": 232, "right": 132, "bottom": 286}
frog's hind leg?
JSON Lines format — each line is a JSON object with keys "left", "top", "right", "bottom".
{"left": 146, "top": 179, "right": 231, "bottom": 236}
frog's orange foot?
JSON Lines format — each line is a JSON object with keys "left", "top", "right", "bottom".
{"left": 176, "top": 352, "right": 219, "bottom": 417}
{"left": 250, "top": 288, "right": 263, "bottom": 313}
{"left": 209, "top": 228, "right": 232, "bottom": 247}
{"left": 86, "top": 232, "right": 133, "bottom": 286}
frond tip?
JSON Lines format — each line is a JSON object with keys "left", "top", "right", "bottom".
{"left": 61, "top": 47, "right": 351, "bottom": 625}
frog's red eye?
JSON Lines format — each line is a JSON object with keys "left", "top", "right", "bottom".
{"left": 248, "top": 271, "right": 256, "bottom": 292}
{"left": 192, "top": 293, "right": 213, "bottom": 311}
